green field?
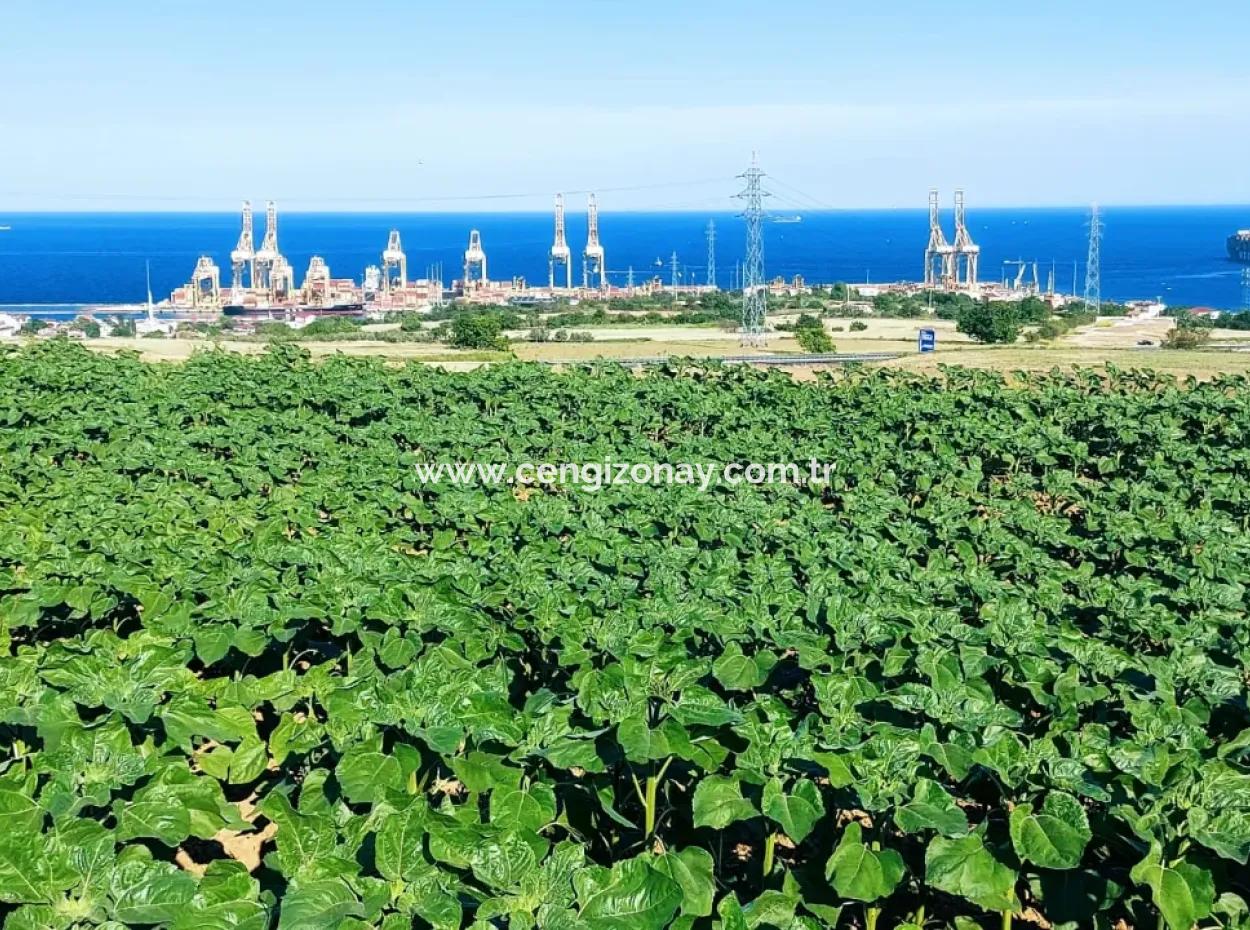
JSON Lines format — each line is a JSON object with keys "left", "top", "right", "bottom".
{"left": 1, "top": 342, "right": 1248, "bottom": 930}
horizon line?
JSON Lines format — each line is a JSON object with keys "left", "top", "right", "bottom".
{"left": 3, "top": 202, "right": 1249, "bottom": 216}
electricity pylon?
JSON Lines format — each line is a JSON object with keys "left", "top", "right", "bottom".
{"left": 736, "top": 154, "right": 768, "bottom": 346}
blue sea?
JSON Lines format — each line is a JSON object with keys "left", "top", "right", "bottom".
{"left": 0, "top": 206, "right": 1247, "bottom": 311}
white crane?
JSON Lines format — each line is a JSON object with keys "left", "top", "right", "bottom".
{"left": 582, "top": 194, "right": 606, "bottom": 291}
{"left": 382, "top": 230, "right": 407, "bottom": 294}
{"left": 463, "top": 230, "right": 487, "bottom": 290}
{"left": 549, "top": 194, "right": 572, "bottom": 290}
{"left": 229, "top": 201, "right": 255, "bottom": 302}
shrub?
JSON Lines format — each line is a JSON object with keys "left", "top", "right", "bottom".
{"left": 957, "top": 302, "right": 1021, "bottom": 344}
{"left": 449, "top": 314, "right": 509, "bottom": 351}
{"left": 793, "top": 314, "right": 835, "bottom": 353}
{"left": 849, "top": 320, "right": 868, "bottom": 332}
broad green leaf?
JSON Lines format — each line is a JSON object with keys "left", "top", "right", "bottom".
{"left": 894, "top": 778, "right": 968, "bottom": 837}
{"left": 109, "top": 853, "right": 198, "bottom": 924}
{"left": 717, "top": 893, "right": 749, "bottom": 930}
{"left": 653, "top": 846, "right": 714, "bottom": 917}
{"left": 0, "top": 789, "right": 44, "bottom": 834}
{"left": 116, "top": 799, "right": 191, "bottom": 846}
{"left": 692, "top": 776, "right": 758, "bottom": 830}
{"left": 1009, "top": 792, "right": 1090, "bottom": 869}
{"left": 336, "top": 744, "right": 403, "bottom": 805}
{"left": 762, "top": 777, "right": 824, "bottom": 843}
{"left": 490, "top": 781, "right": 557, "bottom": 832}
{"left": 229, "top": 736, "right": 269, "bottom": 784}
{"left": 277, "top": 878, "right": 363, "bottom": 930}
{"left": 1130, "top": 845, "right": 1215, "bottom": 930}
{"left": 0, "top": 832, "right": 77, "bottom": 904}
{"left": 375, "top": 801, "right": 428, "bottom": 883}
{"left": 576, "top": 857, "right": 683, "bottom": 930}
{"left": 825, "top": 822, "right": 904, "bottom": 903}
{"left": 925, "top": 834, "right": 1019, "bottom": 913}
{"left": 617, "top": 715, "right": 672, "bottom": 763}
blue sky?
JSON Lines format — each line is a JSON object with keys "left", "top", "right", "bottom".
{"left": 1, "top": 0, "right": 1247, "bottom": 211}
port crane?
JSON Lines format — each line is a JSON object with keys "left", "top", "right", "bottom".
{"left": 549, "top": 194, "right": 572, "bottom": 291}
{"left": 583, "top": 194, "right": 606, "bottom": 291}
{"left": 1001, "top": 260, "right": 1042, "bottom": 294}
{"left": 951, "top": 190, "right": 980, "bottom": 288}
{"left": 229, "top": 201, "right": 255, "bottom": 302}
{"left": 253, "top": 201, "right": 287, "bottom": 299}
{"left": 382, "top": 230, "right": 407, "bottom": 294}
{"left": 924, "top": 190, "right": 955, "bottom": 288}
{"left": 463, "top": 230, "right": 487, "bottom": 291}
{"left": 189, "top": 256, "right": 221, "bottom": 308}
{"left": 301, "top": 257, "right": 332, "bottom": 305}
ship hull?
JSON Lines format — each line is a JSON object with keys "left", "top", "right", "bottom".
{"left": 223, "top": 303, "right": 364, "bottom": 318}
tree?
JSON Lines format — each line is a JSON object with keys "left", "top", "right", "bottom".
{"left": 957, "top": 302, "right": 1021, "bottom": 344}
{"left": 71, "top": 317, "right": 102, "bottom": 338}
{"left": 112, "top": 318, "right": 137, "bottom": 337}
{"left": 449, "top": 313, "right": 509, "bottom": 351}
{"left": 1173, "top": 309, "right": 1215, "bottom": 332}
{"left": 793, "top": 314, "right": 835, "bottom": 353}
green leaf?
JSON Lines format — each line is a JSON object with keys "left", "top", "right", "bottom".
{"left": 109, "top": 853, "right": 198, "bottom": 924}
{"left": 490, "top": 780, "right": 557, "bottom": 832}
{"left": 336, "top": 743, "right": 403, "bottom": 805}
{"left": 0, "top": 789, "right": 44, "bottom": 834}
{"left": 925, "top": 834, "right": 1019, "bottom": 913}
{"left": 825, "top": 822, "right": 904, "bottom": 903}
{"left": 116, "top": 799, "right": 191, "bottom": 846}
{"left": 717, "top": 893, "right": 750, "bottom": 930}
{"left": 1130, "top": 845, "right": 1215, "bottom": 930}
{"left": 762, "top": 777, "right": 824, "bottom": 843}
{"left": 0, "top": 832, "right": 77, "bottom": 904}
{"left": 1009, "top": 792, "right": 1090, "bottom": 869}
{"left": 712, "top": 644, "right": 772, "bottom": 691}
{"left": 617, "top": 715, "right": 672, "bottom": 763}
{"left": 576, "top": 856, "right": 683, "bottom": 930}
{"left": 229, "top": 736, "right": 270, "bottom": 784}
{"left": 692, "top": 776, "right": 758, "bottom": 830}
{"left": 653, "top": 846, "right": 714, "bottom": 917}
{"left": 894, "top": 777, "right": 969, "bottom": 837}
{"left": 375, "top": 801, "right": 428, "bottom": 883}
{"left": 277, "top": 878, "right": 363, "bottom": 930}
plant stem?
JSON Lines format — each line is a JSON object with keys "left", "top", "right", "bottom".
{"left": 866, "top": 905, "right": 880, "bottom": 930}
{"left": 644, "top": 774, "right": 659, "bottom": 837}
{"left": 762, "top": 832, "right": 777, "bottom": 877}
{"left": 1001, "top": 910, "right": 1012, "bottom": 930}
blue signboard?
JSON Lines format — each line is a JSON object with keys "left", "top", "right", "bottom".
{"left": 918, "top": 328, "right": 936, "bottom": 353}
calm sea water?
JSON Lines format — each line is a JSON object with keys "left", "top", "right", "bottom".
{"left": 0, "top": 207, "right": 1247, "bottom": 310}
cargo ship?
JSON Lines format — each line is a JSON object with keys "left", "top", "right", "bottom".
{"left": 1229, "top": 229, "right": 1250, "bottom": 263}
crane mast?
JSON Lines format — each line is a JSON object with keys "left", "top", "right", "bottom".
{"left": 582, "top": 194, "right": 606, "bottom": 291}
{"left": 550, "top": 194, "right": 572, "bottom": 290}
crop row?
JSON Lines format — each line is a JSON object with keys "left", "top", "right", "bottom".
{"left": 0, "top": 342, "right": 1247, "bottom": 929}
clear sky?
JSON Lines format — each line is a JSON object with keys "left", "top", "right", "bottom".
{"left": 1, "top": 0, "right": 1247, "bottom": 211}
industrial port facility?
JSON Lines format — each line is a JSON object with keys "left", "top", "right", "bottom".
{"left": 169, "top": 193, "right": 641, "bottom": 316}
{"left": 162, "top": 183, "right": 1116, "bottom": 319}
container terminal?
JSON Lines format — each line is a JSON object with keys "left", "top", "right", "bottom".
{"left": 157, "top": 191, "right": 1155, "bottom": 321}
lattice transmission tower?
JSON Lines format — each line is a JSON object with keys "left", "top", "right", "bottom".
{"left": 737, "top": 154, "right": 769, "bottom": 346}
{"left": 706, "top": 220, "right": 717, "bottom": 288}
{"left": 1084, "top": 204, "right": 1102, "bottom": 314}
